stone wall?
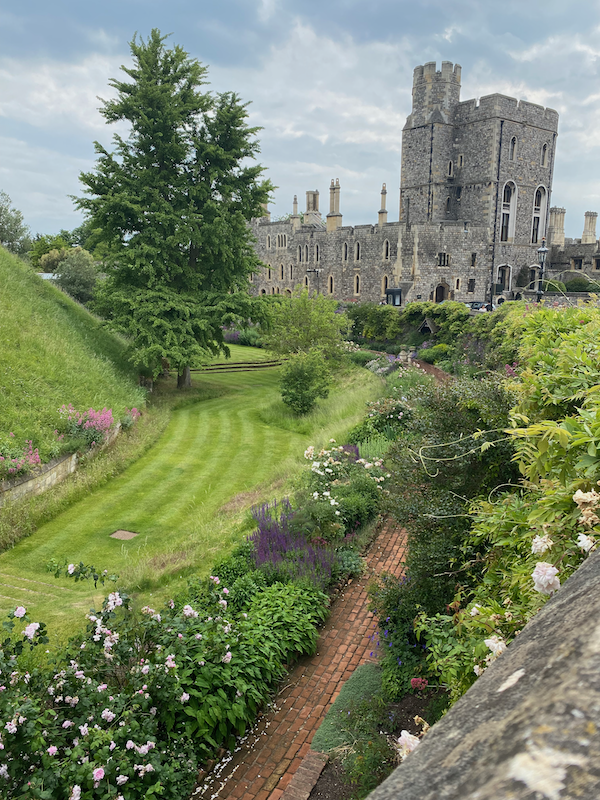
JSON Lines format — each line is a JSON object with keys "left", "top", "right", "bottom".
{"left": 368, "top": 549, "right": 600, "bottom": 799}
{"left": 0, "top": 424, "right": 121, "bottom": 507}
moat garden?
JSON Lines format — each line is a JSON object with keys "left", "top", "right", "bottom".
{"left": 2, "top": 248, "right": 600, "bottom": 798}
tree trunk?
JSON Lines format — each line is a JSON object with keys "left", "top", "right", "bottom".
{"left": 177, "top": 366, "right": 192, "bottom": 389}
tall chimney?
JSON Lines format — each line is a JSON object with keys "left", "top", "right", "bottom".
{"left": 326, "top": 178, "right": 343, "bottom": 232}
{"left": 547, "top": 207, "right": 566, "bottom": 248}
{"left": 291, "top": 194, "right": 301, "bottom": 231}
{"left": 378, "top": 183, "right": 388, "bottom": 227}
{"left": 582, "top": 211, "right": 598, "bottom": 245}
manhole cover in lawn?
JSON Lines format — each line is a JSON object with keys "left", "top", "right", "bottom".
{"left": 110, "top": 530, "right": 139, "bottom": 540}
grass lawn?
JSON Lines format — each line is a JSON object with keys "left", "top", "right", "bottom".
{"left": 0, "top": 349, "right": 381, "bottom": 642}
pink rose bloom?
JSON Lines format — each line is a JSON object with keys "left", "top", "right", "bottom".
{"left": 14, "top": 606, "right": 26, "bottom": 618}
{"left": 92, "top": 767, "right": 105, "bottom": 781}
{"left": 397, "top": 730, "right": 420, "bottom": 758}
{"left": 222, "top": 651, "right": 232, "bottom": 664}
{"left": 532, "top": 562, "right": 560, "bottom": 595}
{"left": 23, "top": 622, "right": 40, "bottom": 640}
{"left": 180, "top": 692, "right": 190, "bottom": 703}
{"left": 47, "top": 745, "right": 58, "bottom": 756}
{"left": 222, "top": 588, "right": 229, "bottom": 595}
{"left": 67, "top": 564, "right": 76, "bottom": 575}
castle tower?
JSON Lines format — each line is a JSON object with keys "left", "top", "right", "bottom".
{"left": 378, "top": 183, "right": 388, "bottom": 227}
{"left": 548, "top": 207, "right": 566, "bottom": 248}
{"left": 582, "top": 211, "right": 598, "bottom": 244}
{"left": 326, "top": 179, "right": 342, "bottom": 232}
{"left": 400, "top": 62, "right": 461, "bottom": 224}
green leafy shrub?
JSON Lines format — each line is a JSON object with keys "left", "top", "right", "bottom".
{"left": 55, "top": 247, "right": 99, "bottom": 304}
{"left": 418, "top": 343, "right": 452, "bottom": 363}
{"left": 349, "top": 350, "right": 376, "bottom": 367}
{"left": 564, "top": 276, "right": 592, "bottom": 292}
{"left": 280, "top": 350, "right": 332, "bottom": 414}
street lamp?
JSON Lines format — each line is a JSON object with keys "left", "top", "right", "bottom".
{"left": 536, "top": 238, "right": 549, "bottom": 303}
{"left": 306, "top": 268, "right": 321, "bottom": 295}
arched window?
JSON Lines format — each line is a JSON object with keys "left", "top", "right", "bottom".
{"left": 448, "top": 161, "right": 453, "bottom": 177}
{"left": 271, "top": 287, "right": 276, "bottom": 294}
{"left": 280, "top": 264, "right": 284, "bottom": 280}
{"left": 383, "top": 240, "right": 390, "bottom": 260}
{"left": 531, "top": 186, "right": 547, "bottom": 244}
{"left": 267, "top": 235, "right": 271, "bottom": 249}
{"left": 328, "top": 275, "right": 334, "bottom": 294}
{"left": 455, "top": 278, "right": 460, "bottom": 290}
{"left": 305, "top": 245, "right": 309, "bottom": 262}
{"left": 267, "top": 267, "right": 272, "bottom": 280}
{"left": 354, "top": 274, "right": 360, "bottom": 295}
{"left": 315, "top": 244, "right": 320, "bottom": 262}
{"left": 298, "top": 245, "right": 302, "bottom": 263}
{"left": 304, "top": 275, "right": 309, "bottom": 288}
{"left": 289, "top": 265, "right": 293, "bottom": 280}
{"left": 355, "top": 242, "right": 361, "bottom": 261}
{"left": 276, "top": 287, "right": 280, "bottom": 294}
{"left": 261, "top": 288, "right": 266, "bottom": 295}
{"left": 343, "top": 242, "right": 348, "bottom": 261}
{"left": 509, "top": 137, "right": 517, "bottom": 161}
{"left": 249, "top": 273, "right": 254, "bottom": 282}
{"left": 285, "top": 288, "right": 292, "bottom": 296}
{"left": 541, "top": 143, "right": 548, "bottom": 167}
{"left": 382, "top": 275, "right": 388, "bottom": 294}
{"left": 500, "top": 181, "right": 517, "bottom": 242}
{"left": 446, "top": 196, "right": 451, "bottom": 214}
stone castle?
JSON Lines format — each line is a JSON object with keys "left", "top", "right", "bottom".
{"left": 250, "top": 60, "right": 599, "bottom": 305}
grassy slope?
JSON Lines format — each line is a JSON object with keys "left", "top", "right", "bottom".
{"left": 0, "top": 358, "right": 381, "bottom": 641}
{"left": 0, "top": 248, "right": 144, "bottom": 459}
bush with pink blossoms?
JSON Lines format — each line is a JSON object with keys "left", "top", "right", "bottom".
{"left": 0, "top": 436, "right": 42, "bottom": 481}
{"left": 58, "top": 403, "right": 115, "bottom": 449}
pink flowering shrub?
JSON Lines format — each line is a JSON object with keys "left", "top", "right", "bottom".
{"left": 0, "top": 569, "right": 328, "bottom": 798}
{"left": 0, "top": 437, "right": 41, "bottom": 481}
{"left": 58, "top": 403, "right": 114, "bottom": 448}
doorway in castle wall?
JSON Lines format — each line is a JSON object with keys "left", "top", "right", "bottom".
{"left": 434, "top": 283, "right": 449, "bottom": 303}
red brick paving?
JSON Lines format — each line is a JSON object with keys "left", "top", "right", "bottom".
{"left": 195, "top": 519, "right": 406, "bottom": 800}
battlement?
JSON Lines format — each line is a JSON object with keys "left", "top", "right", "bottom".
{"left": 454, "top": 94, "right": 559, "bottom": 130}
{"left": 412, "top": 61, "right": 462, "bottom": 87}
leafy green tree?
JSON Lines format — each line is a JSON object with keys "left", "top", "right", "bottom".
{"left": 76, "top": 29, "right": 273, "bottom": 386}
{"left": 262, "top": 288, "right": 348, "bottom": 359}
{"left": 0, "top": 191, "right": 31, "bottom": 255}
{"left": 30, "top": 234, "right": 69, "bottom": 269}
{"left": 55, "top": 248, "right": 99, "bottom": 304}
{"left": 280, "top": 350, "right": 332, "bottom": 414}
{"left": 39, "top": 248, "right": 68, "bottom": 273}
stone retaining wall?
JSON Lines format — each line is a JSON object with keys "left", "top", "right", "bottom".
{"left": 0, "top": 424, "right": 121, "bottom": 508}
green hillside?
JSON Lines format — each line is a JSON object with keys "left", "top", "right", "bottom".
{"left": 0, "top": 247, "right": 145, "bottom": 462}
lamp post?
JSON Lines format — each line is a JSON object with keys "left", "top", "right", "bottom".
{"left": 536, "top": 238, "right": 549, "bottom": 303}
{"left": 306, "top": 268, "right": 321, "bottom": 295}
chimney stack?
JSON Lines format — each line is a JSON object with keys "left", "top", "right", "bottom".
{"left": 327, "top": 179, "right": 342, "bottom": 232}
{"left": 547, "top": 207, "right": 566, "bottom": 248}
{"left": 378, "top": 183, "right": 388, "bottom": 227}
{"left": 582, "top": 211, "right": 598, "bottom": 245}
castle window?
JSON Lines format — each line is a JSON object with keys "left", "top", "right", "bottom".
{"left": 458, "top": 154, "right": 464, "bottom": 168}
{"left": 304, "top": 275, "right": 309, "bottom": 288}
{"left": 446, "top": 196, "right": 451, "bottom": 214}
{"left": 280, "top": 264, "right": 284, "bottom": 280}
{"left": 471, "top": 252, "right": 477, "bottom": 267}
{"left": 448, "top": 161, "right": 454, "bottom": 178}
{"left": 437, "top": 252, "right": 450, "bottom": 267}
{"left": 272, "top": 287, "right": 276, "bottom": 294}
{"left": 328, "top": 275, "right": 334, "bottom": 294}
{"left": 276, "top": 287, "right": 280, "bottom": 294}
{"left": 268, "top": 267, "right": 272, "bottom": 280}
{"left": 355, "top": 242, "right": 361, "bottom": 261}
{"left": 572, "top": 258, "right": 583, "bottom": 270}
{"left": 501, "top": 181, "right": 517, "bottom": 242}
{"left": 315, "top": 244, "right": 320, "bottom": 262}
{"left": 467, "top": 278, "right": 476, "bottom": 293}
{"left": 455, "top": 278, "right": 460, "bottom": 290}
{"left": 541, "top": 143, "right": 549, "bottom": 167}
{"left": 595, "top": 258, "right": 600, "bottom": 271}
{"left": 283, "top": 235, "right": 287, "bottom": 247}
{"left": 261, "top": 288, "right": 267, "bottom": 295}
{"left": 343, "top": 242, "right": 348, "bottom": 261}
{"left": 354, "top": 274, "right": 360, "bottom": 295}
{"left": 267, "top": 235, "right": 271, "bottom": 249}
{"left": 531, "top": 186, "right": 547, "bottom": 244}
{"left": 305, "top": 244, "right": 309, "bottom": 262}
{"left": 456, "top": 186, "right": 462, "bottom": 200}
{"left": 289, "top": 265, "right": 293, "bottom": 280}
{"left": 383, "top": 240, "right": 390, "bottom": 260}
{"left": 249, "top": 273, "right": 254, "bottom": 282}
{"left": 298, "top": 245, "right": 302, "bottom": 263}
{"left": 509, "top": 137, "right": 517, "bottom": 162}
{"left": 382, "top": 275, "right": 389, "bottom": 294}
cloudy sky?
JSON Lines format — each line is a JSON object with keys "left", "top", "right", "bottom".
{"left": 1, "top": 0, "right": 600, "bottom": 238}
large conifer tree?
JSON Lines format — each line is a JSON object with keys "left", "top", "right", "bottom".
{"left": 77, "top": 30, "right": 272, "bottom": 385}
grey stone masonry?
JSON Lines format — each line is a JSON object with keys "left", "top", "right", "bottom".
{"left": 251, "top": 61, "right": 596, "bottom": 306}
{"left": 367, "top": 548, "right": 600, "bottom": 800}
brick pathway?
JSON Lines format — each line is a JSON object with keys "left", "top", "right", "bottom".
{"left": 195, "top": 519, "right": 407, "bottom": 800}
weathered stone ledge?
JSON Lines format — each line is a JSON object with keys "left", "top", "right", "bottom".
{"left": 368, "top": 548, "right": 600, "bottom": 799}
